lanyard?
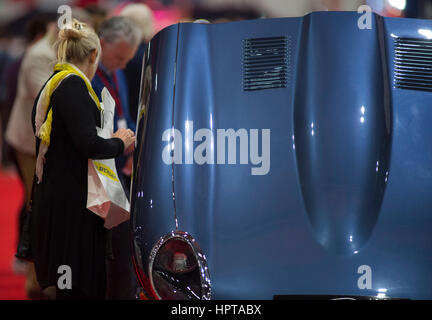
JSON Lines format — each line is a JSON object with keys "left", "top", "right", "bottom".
{"left": 96, "top": 68, "right": 124, "bottom": 118}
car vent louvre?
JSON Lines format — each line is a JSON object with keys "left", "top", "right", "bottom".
{"left": 394, "top": 37, "right": 432, "bottom": 92}
{"left": 243, "top": 36, "right": 290, "bottom": 91}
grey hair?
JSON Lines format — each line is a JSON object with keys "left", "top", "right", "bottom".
{"left": 98, "top": 16, "right": 142, "bottom": 45}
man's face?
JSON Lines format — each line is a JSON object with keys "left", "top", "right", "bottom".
{"left": 100, "top": 38, "right": 138, "bottom": 72}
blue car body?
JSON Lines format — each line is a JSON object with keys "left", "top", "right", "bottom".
{"left": 130, "top": 11, "right": 432, "bottom": 300}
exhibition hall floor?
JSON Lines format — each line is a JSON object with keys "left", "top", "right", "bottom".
{"left": 0, "top": 167, "right": 27, "bottom": 300}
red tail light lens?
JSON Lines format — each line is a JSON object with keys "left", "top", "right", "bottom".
{"left": 148, "top": 232, "right": 211, "bottom": 300}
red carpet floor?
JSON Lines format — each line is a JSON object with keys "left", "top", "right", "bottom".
{"left": 0, "top": 167, "right": 27, "bottom": 300}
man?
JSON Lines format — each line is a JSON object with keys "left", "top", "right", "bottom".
{"left": 91, "top": 16, "right": 142, "bottom": 300}
{"left": 120, "top": 3, "right": 155, "bottom": 124}
{"left": 93, "top": 16, "right": 140, "bottom": 134}
{"left": 92, "top": 16, "right": 141, "bottom": 183}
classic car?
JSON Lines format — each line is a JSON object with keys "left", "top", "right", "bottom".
{"left": 130, "top": 10, "right": 432, "bottom": 300}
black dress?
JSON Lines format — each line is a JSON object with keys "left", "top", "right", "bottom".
{"left": 30, "top": 75, "right": 124, "bottom": 299}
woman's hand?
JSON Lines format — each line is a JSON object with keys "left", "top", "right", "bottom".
{"left": 112, "top": 128, "right": 135, "bottom": 151}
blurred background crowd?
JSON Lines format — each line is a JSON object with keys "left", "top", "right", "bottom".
{"left": 0, "top": 0, "right": 431, "bottom": 300}
{"left": 0, "top": 0, "right": 431, "bottom": 174}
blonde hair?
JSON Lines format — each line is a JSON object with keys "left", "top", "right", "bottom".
{"left": 56, "top": 19, "right": 101, "bottom": 64}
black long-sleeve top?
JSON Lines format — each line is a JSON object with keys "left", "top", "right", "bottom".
{"left": 30, "top": 74, "right": 124, "bottom": 298}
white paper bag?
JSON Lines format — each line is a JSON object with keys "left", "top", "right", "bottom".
{"left": 86, "top": 87, "right": 130, "bottom": 229}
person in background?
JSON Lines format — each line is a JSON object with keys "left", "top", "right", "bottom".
{"left": 120, "top": 2, "right": 155, "bottom": 124}
{"left": 92, "top": 16, "right": 140, "bottom": 136}
{"left": 3, "top": 12, "right": 55, "bottom": 278}
{"left": 2, "top": 15, "right": 53, "bottom": 168}
{"left": 92, "top": 16, "right": 141, "bottom": 193}
{"left": 91, "top": 15, "right": 141, "bottom": 300}
{"left": 0, "top": 26, "right": 13, "bottom": 167}
{"left": 30, "top": 19, "right": 135, "bottom": 300}
{"left": 5, "top": 17, "right": 58, "bottom": 300}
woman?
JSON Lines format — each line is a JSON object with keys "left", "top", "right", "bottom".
{"left": 30, "top": 19, "right": 135, "bottom": 300}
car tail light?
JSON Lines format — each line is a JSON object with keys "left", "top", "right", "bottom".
{"left": 148, "top": 231, "right": 211, "bottom": 300}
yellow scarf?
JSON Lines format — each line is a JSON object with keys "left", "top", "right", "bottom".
{"left": 36, "top": 63, "right": 101, "bottom": 146}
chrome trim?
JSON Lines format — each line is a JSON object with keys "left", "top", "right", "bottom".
{"left": 148, "top": 231, "right": 212, "bottom": 300}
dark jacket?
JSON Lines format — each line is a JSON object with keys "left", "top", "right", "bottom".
{"left": 30, "top": 74, "right": 124, "bottom": 298}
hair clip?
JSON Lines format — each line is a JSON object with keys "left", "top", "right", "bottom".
{"left": 74, "top": 22, "right": 83, "bottom": 30}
